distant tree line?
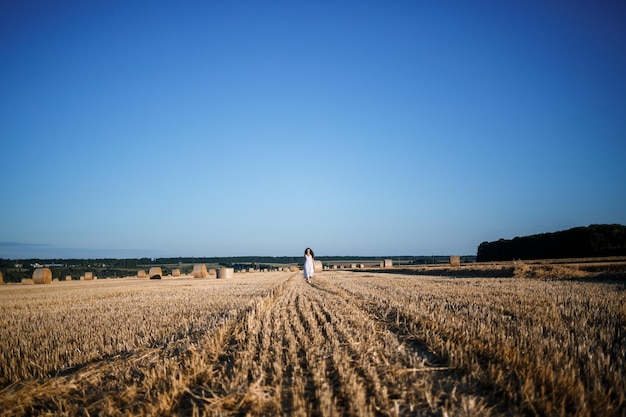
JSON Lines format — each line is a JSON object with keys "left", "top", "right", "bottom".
{"left": 151, "top": 255, "right": 473, "bottom": 266}
{"left": 0, "top": 255, "right": 476, "bottom": 283}
{"left": 0, "top": 262, "right": 140, "bottom": 283}
{"left": 476, "top": 224, "right": 626, "bottom": 262}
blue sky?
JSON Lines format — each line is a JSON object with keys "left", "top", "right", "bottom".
{"left": 1, "top": 1, "right": 625, "bottom": 258}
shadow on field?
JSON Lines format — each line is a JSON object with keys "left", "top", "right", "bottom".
{"left": 361, "top": 267, "right": 515, "bottom": 278}
{"left": 561, "top": 273, "right": 626, "bottom": 287}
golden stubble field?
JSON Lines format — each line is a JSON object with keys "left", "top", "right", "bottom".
{"left": 0, "top": 270, "right": 624, "bottom": 416}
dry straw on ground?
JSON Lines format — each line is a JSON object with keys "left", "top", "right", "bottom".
{"left": 32, "top": 268, "right": 52, "bottom": 284}
{"left": 192, "top": 264, "right": 208, "bottom": 278}
{"left": 1, "top": 264, "right": 624, "bottom": 416}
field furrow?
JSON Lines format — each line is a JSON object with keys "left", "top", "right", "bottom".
{"left": 310, "top": 275, "right": 498, "bottom": 416}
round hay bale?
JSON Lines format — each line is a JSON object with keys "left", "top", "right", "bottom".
{"left": 383, "top": 259, "right": 393, "bottom": 268}
{"left": 208, "top": 268, "right": 216, "bottom": 275}
{"left": 216, "top": 267, "right": 234, "bottom": 279}
{"left": 149, "top": 267, "right": 162, "bottom": 279}
{"left": 450, "top": 256, "right": 461, "bottom": 267}
{"left": 192, "top": 264, "right": 208, "bottom": 278}
{"left": 84, "top": 272, "right": 93, "bottom": 281}
{"left": 65, "top": 275, "right": 72, "bottom": 281}
{"left": 0, "top": 271, "right": 3, "bottom": 284}
{"left": 248, "top": 267, "right": 255, "bottom": 273}
{"left": 289, "top": 266, "right": 299, "bottom": 272}
{"left": 172, "top": 268, "right": 181, "bottom": 277}
{"left": 22, "top": 278, "right": 34, "bottom": 284}
{"left": 314, "top": 260, "right": 323, "bottom": 273}
{"left": 351, "top": 263, "right": 357, "bottom": 269}
{"left": 33, "top": 268, "right": 52, "bottom": 284}
{"left": 137, "top": 270, "right": 147, "bottom": 278}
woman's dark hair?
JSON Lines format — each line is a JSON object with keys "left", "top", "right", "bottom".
{"left": 304, "top": 247, "right": 315, "bottom": 258}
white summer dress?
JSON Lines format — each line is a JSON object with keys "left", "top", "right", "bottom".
{"left": 303, "top": 254, "right": 315, "bottom": 279}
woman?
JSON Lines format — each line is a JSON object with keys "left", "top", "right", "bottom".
{"left": 303, "top": 247, "right": 315, "bottom": 283}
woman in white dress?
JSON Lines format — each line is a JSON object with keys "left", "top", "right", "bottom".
{"left": 303, "top": 247, "right": 315, "bottom": 283}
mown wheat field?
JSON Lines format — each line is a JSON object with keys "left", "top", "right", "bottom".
{"left": 0, "top": 271, "right": 624, "bottom": 416}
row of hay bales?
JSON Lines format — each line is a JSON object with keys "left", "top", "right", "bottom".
{"left": 263, "top": 266, "right": 299, "bottom": 272}
{"left": 326, "top": 260, "right": 393, "bottom": 269}
{"left": 325, "top": 257, "right": 461, "bottom": 269}
{"left": 18, "top": 262, "right": 314, "bottom": 286}
{"left": 23, "top": 268, "right": 98, "bottom": 285}
{"left": 133, "top": 265, "right": 236, "bottom": 279}
{"left": 136, "top": 268, "right": 166, "bottom": 279}
{"left": 190, "top": 264, "right": 234, "bottom": 279}
{"left": 187, "top": 264, "right": 301, "bottom": 276}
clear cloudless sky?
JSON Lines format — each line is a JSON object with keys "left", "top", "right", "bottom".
{"left": 1, "top": 0, "right": 625, "bottom": 259}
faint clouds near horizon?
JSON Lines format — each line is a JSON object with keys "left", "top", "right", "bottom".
{"left": 0, "top": 242, "right": 160, "bottom": 260}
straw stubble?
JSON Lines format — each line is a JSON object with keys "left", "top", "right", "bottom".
{"left": 0, "top": 269, "right": 623, "bottom": 416}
